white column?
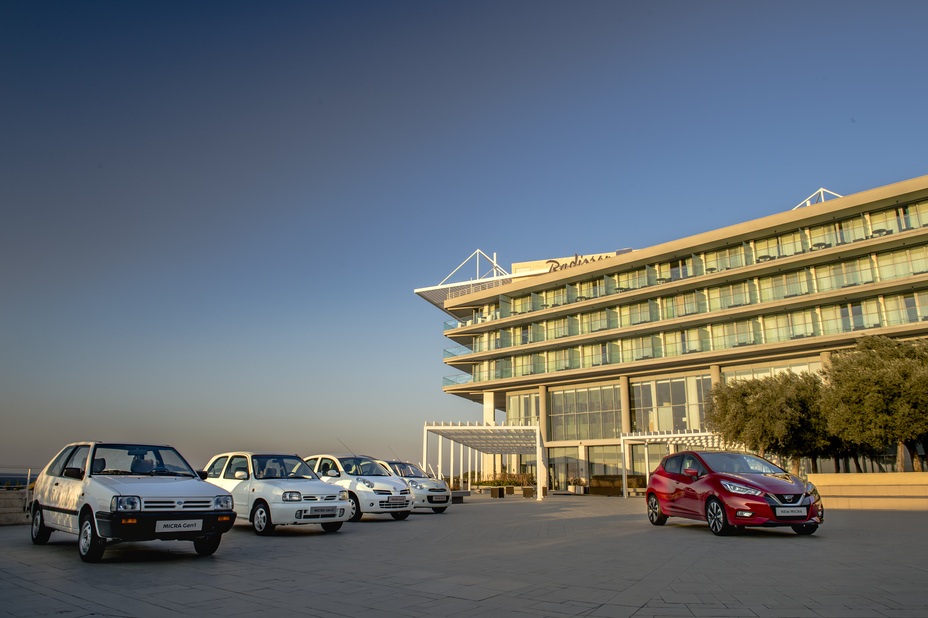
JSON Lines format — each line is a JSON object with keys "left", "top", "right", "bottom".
{"left": 459, "top": 442, "right": 464, "bottom": 489}
{"left": 438, "top": 436, "right": 444, "bottom": 484}
{"left": 422, "top": 424, "right": 429, "bottom": 475}
{"left": 449, "top": 441, "right": 455, "bottom": 489}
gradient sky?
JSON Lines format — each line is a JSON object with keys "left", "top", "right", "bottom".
{"left": 3, "top": 1, "right": 928, "bottom": 470}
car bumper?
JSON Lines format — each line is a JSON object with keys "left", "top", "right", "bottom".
{"left": 95, "top": 510, "right": 237, "bottom": 541}
{"left": 723, "top": 496, "right": 824, "bottom": 527}
{"left": 410, "top": 489, "right": 451, "bottom": 509}
{"left": 269, "top": 500, "right": 350, "bottom": 525}
{"left": 357, "top": 491, "right": 412, "bottom": 513}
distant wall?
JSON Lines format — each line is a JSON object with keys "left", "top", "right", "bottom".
{"left": 808, "top": 472, "right": 928, "bottom": 510}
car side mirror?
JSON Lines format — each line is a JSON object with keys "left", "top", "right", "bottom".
{"left": 234, "top": 470, "right": 249, "bottom": 480}
{"left": 63, "top": 467, "right": 84, "bottom": 480}
{"left": 683, "top": 467, "right": 698, "bottom": 478}
{"left": 324, "top": 470, "right": 340, "bottom": 478}
{"left": 196, "top": 470, "right": 208, "bottom": 480}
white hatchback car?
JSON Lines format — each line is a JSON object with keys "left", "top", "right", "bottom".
{"left": 303, "top": 454, "right": 412, "bottom": 521}
{"left": 204, "top": 452, "right": 351, "bottom": 535}
{"left": 376, "top": 460, "right": 452, "bottom": 514}
{"left": 30, "top": 442, "right": 235, "bottom": 562}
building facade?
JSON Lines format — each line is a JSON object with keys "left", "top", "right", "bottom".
{"left": 416, "top": 175, "right": 928, "bottom": 490}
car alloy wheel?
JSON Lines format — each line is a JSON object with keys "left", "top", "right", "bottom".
{"left": 252, "top": 502, "right": 276, "bottom": 536}
{"left": 647, "top": 493, "right": 667, "bottom": 526}
{"left": 706, "top": 498, "right": 732, "bottom": 536}
{"left": 78, "top": 513, "right": 106, "bottom": 562}
{"left": 347, "top": 493, "right": 362, "bottom": 522}
{"left": 31, "top": 505, "right": 52, "bottom": 545}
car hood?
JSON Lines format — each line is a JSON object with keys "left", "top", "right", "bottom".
{"left": 719, "top": 472, "right": 806, "bottom": 493}
{"left": 92, "top": 476, "right": 229, "bottom": 497}
{"left": 366, "top": 477, "right": 408, "bottom": 492}
{"left": 259, "top": 478, "right": 343, "bottom": 493}
{"left": 409, "top": 479, "right": 447, "bottom": 490}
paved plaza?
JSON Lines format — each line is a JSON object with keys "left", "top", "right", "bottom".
{"left": 1, "top": 494, "right": 927, "bottom": 617}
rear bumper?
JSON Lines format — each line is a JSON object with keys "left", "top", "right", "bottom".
{"left": 95, "top": 510, "right": 236, "bottom": 541}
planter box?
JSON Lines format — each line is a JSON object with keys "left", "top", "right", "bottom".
{"left": 808, "top": 472, "right": 928, "bottom": 510}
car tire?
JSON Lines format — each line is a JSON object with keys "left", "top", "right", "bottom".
{"left": 792, "top": 524, "right": 818, "bottom": 535}
{"left": 78, "top": 512, "right": 106, "bottom": 563}
{"left": 194, "top": 535, "right": 222, "bottom": 556}
{"left": 252, "top": 502, "right": 276, "bottom": 536}
{"left": 321, "top": 522, "right": 343, "bottom": 533}
{"left": 347, "top": 493, "right": 363, "bottom": 522}
{"left": 31, "top": 504, "right": 52, "bottom": 545}
{"left": 706, "top": 498, "right": 733, "bottom": 536}
{"left": 647, "top": 493, "right": 668, "bottom": 526}
{"left": 391, "top": 510, "right": 410, "bottom": 521}
{"left": 432, "top": 507, "right": 447, "bottom": 514}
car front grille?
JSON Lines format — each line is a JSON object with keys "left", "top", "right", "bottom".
{"left": 378, "top": 500, "right": 409, "bottom": 509}
{"left": 142, "top": 498, "right": 213, "bottom": 511}
{"left": 427, "top": 488, "right": 447, "bottom": 493}
{"left": 373, "top": 489, "right": 392, "bottom": 495}
{"left": 765, "top": 493, "right": 808, "bottom": 506}
{"left": 301, "top": 495, "right": 340, "bottom": 502}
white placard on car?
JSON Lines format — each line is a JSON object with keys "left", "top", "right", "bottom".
{"left": 155, "top": 519, "right": 203, "bottom": 532}
{"left": 775, "top": 507, "right": 807, "bottom": 517}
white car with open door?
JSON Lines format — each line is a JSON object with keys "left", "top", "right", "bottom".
{"left": 376, "top": 459, "right": 452, "bottom": 514}
{"left": 30, "top": 442, "right": 235, "bottom": 562}
{"left": 203, "top": 452, "right": 351, "bottom": 535}
{"left": 303, "top": 454, "right": 412, "bottom": 521}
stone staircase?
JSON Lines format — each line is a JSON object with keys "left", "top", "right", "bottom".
{"left": 0, "top": 490, "right": 31, "bottom": 525}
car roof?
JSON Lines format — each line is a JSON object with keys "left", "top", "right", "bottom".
{"left": 70, "top": 441, "right": 175, "bottom": 449}
{"left": 305, "top": 453, "right": 376, "bottom": 460}
{"left": 210, "top": 452, "right": 303, "bottom": 459}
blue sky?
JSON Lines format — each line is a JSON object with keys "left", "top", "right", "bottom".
{"left": 3, "top": 1, "right": 928, "bottom": 469}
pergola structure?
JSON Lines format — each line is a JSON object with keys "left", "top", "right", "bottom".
{"left": 423, "top": 421, "right": 546, "bottom": 501}
{"left": 619, "top": 429, "right": 742, "bottom": 498}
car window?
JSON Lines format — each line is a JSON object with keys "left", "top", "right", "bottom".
{"left": 304, "top": 457, "right": 318, "bottom": 471}
{"left": 681, "top": 454, "right": 706, "bottom": 476}
{"left": 663, "top": 455, "right": 682, "bottom": 475}
{"left": 701, "top": 452, "right": 784, "bottom": 475}
{"left": 318, "top": 458, "right": 338, "bottom": 474}
{"left": 224, "top": 456, "right": 249, "bottom": 479}
{"left": 63, "top": 445, "right": 91, "bottom": 478}
{"left": 390, "top": 462, "right": 428, "bottom": 478}
{"left": 205, "top": 457, "right": 228, "bottom": 479}
{"left": 339, "top": 456, "right": 389, "bottom": 476}
{"left": 252, "top": 455, "right": 318, "bottom": 480}
{"left": 46, "top": 446, "right": 76, "bottom": 477}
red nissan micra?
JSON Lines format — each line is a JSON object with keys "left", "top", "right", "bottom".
{"left": 646, "top": 450, "right": 824, "bottom": 536}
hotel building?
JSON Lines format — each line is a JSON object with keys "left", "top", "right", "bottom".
{"left": 415, "top": 175, "right": 928, "bottom": 491}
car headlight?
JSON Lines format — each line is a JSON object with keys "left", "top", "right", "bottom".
{"left": 408, "top": 480, "right": 423, "bottom": 490}
{"left": 213, "top": 495, "right": 234, "bottom": 510}
{"left": 805, "top": 481, "right": 820, "bottom": 500}
{"left": 338, "top": 490, "right": 348, "bottom": 501}
{"left": 111, "top": 496, "right": 141, "bottom": 512}
{"left": 720, "top": 480, "right": 763, "bottom": 496}
{"left": 357, "top": 477, "right": 374, "bottom": 488}
{"left": 282, "top": 491, "right": 302, "bottom": 502}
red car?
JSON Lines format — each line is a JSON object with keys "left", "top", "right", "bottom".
{"left": 646, "top": 450, "right": 823, "bottom": 536}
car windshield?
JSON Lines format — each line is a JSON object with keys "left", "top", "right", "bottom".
{"left": 388, "top": 462, "right": 428, "bottom": 478}
{"left": 338, "top": 456, "right": 389, "bottom": 476}
{"left": 700, "top": 452, "right": 785, "bottom": 475}
{"left": 252, "top": 455, "right": 318, "bottom": 480}
{"left": 91, "top": 444, "right": 196, "bottom": 477}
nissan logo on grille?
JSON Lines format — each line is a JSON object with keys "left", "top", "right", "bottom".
{"left": 783, "top": 495, "right": 795, "bottom": 503}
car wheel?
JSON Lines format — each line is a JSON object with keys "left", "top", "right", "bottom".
{"left": 391, "top": 510, "right": 410, "bottom": 521}
{"left": 31, "top": 504, "right": 52, "bottom": 545}
{"left": 193, "top": 535, "right": 222, "bottom": 556}
{"left": 251, "top": 502, "right": 276, "bottom": 536}
{"left": 647, "top": 493, "right": 668, "bottom": 526}
{"left": 705, "top": 498, "right": 733, "bottom": 536}
{"left": 792, "top": 524, "right": 818, "bottom": 535}
{"left": 432, "top": 507, "right": 447, "bottom": 514}
{"left": 321, "top": 522, "right": 343, "bottom": 533}
{"left": 78, "top": 512, "right": 106, "bottom": 563}
{"left": 347, "top": 493, "right": 363, "bottom": 522}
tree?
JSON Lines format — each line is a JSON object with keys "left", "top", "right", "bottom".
{"left": 706, "top": 372, "right": 828, "bottom": 474}
{"left": 822, "top": 336, "right": 928, "bottom": 472}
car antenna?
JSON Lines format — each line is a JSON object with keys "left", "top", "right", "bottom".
{"left": 337, "top": 437, "right": 356, "bottom": 456}
{"left": 388, "top": 445, "right": 401, "bottom": 461}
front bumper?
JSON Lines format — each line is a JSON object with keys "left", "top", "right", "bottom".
{"left": 269, "top": 500, "right": 350, "bottom": 525}
{"left": 95, "top": 510, "right": 236, "bottom": 541}
{"left": 722, "top": 494, "right": 824, "bottom": 527}
{"left": 410, "top": 489, "right": 451, "bottom": 509}
{"left": 357, "top": 490, "right": 412, "bottom": 513}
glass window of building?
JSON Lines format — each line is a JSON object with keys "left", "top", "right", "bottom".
{"left": 663, "top": 327, "right": 709, "bottom": 357}
{"left": 877, "top": 245, "right": 928, "bottom": 281}
{"left": 815, "top": 257, "right": 875, "bottom": 291}
{"left": 547, "top": 347, "right": 580, "bottom": 372}
{"left": 581, "top": 342, "right": 613, "bottom": 367}
{"left": 630, "top": 375, "right": 711, "bottom": 433}
{"left": 548, "top": 383, "right": 621, "bottom": 442}
{"left": 902, "top": 200, "right": 928, "bottom": 229}
{"left": 723, "top": 359, "right": 823, "bottom": 381}
{"left": 588, "top": 446, "right": 623, "bottom": 477}
{"left": 712, "top": 318, "right": 760, "bottom": 349}
{"left": 820, "top": 299, "right": 882, "bottom": 334}
{"left": 661, "top": 291, "right": 705, "bottom": 319}
{"left": 755, "top": 230, "right": 806, "bottom": 261}
{"left": 621, "top": 335, "right": 660, "bottom": 360}
{"left": 758, "top": 269, "right": 813, "bottom": 302}
{"left": 708, "top": 281, "right": 755, "bottom": 310}
{"left": 870, "top": 207, "right": 907, "bottom": 236}
{"left": 577, "top": 278, "right": 605, "bottom": 300}
{"left": 616, "top": 268, "right": 648, "bottom": 291}
{"left": 810, "top": 215, "right": 868, "bottom": 248}
{"left": 581, "top": 309, "right": 612, "bottom": 334}
{"left": 511, "top": 295, "right": 532, "bottom": 314}
{"left": 514, "top": 353, "right": 544, "bottom": 376}
{"left": 546, "top": 316, "right": 576, "bottom": 339}
{"left": 762, "top": 309, "right": 817, "bottom": 342}
{"left": 506, "top": 391, "right": 539, "bottom": 426}
{"left": 620, "top": 300, "right": 657, "bottom": 326}
{"left": 705, "top": 244, "right": 747, "bottom": 273}
{"left": 545, "top": 288, "right": 567, "bottom": 308}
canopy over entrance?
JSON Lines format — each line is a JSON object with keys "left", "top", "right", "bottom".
{"left": 423, "top": 422, "right": 546, "bottom": 500}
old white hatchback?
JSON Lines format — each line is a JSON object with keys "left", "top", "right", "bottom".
{"left": 304, "top": 454, "right": 412, "bottom": 522}
{"left": 376, "top": 459, "right": 452, "bottom": 514}
{"left": 203, "top": 452, "right": 351, "bottom": 535}
{"left": 30, "top": 442, "right": 235, "bottom": 562}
